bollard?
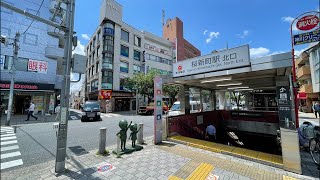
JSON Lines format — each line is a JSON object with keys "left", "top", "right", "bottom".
{"left": 116, "top": 135, "right": 121, "bottom": 158}
{"left": 12, "top": 125, "right": 20, "bottom": 133}
{"left": 98, "top": 127, "right": 107, "bottom": 155}
{"left": 137, "top": 123, "right": 144, "bottom": 144}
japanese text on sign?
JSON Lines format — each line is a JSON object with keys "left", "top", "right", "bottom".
{"left": 293, "top": 29, "right": 320, "bottom": 45}
{"left": 28, "top": 59, "right": 48, "bottom": 74}
{"left": 173, "top": 45, "right": 250, "bottom": 77}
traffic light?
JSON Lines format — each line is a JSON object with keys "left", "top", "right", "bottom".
{"left": 0, "top": 35, "right": 8, "bottom": 46}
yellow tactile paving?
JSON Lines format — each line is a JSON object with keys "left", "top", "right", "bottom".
{"left": 186, "top": 163, "right": 214, "bottom": 180}
{"left": 169, "top": 135, "right": 283, "bottom": 166}
{"left": 283, "top": 175, "right": 298, "bottom": 180}
{"left": 168, "top": 176, "right": 183, "bottom": 180}
{"left": 158, "top": 145, "right": 300, "bottom": 180}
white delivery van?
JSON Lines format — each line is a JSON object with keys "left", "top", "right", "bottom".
{"left": 168, "top": 101, "right": 201, "bottom": 116}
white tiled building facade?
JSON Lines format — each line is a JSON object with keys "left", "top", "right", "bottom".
{"left": 0, "top": 0, "right": 64, "bottom": 115}
{"left": 85, "top": 0, "right": 173, "bottom": 112}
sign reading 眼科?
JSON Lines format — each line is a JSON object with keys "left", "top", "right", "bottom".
{"left": 172, "top": 45, "right": 250, "bottom": 77}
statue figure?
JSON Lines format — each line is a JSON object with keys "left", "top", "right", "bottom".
{"left": 117, "top": 120, "right": 132, "bottom": 151}
{"left": 129, "top": 123, "right": 141, "bottom": 147}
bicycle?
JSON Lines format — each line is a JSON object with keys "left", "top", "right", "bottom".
{"left": 309, "top": 126, "right": 320, "bottom": 167}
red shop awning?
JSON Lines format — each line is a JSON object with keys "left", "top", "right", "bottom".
{"left": 297, "top": 92, "right": 307, "bottom": 99}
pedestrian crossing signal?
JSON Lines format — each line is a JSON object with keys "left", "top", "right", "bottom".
{"left": 1, "top": 35, "right": 8, "bottom": 47}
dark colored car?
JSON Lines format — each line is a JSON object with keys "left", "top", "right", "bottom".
{"left": 81, "top": 101, "right": 102, "bottom": 122}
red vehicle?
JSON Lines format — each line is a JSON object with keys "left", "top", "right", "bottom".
{"left": 138, "top": 101, "right": 168, "bottom": 115}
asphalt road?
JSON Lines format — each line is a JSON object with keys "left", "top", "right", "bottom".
{"left": 1, "top": 110, "right": 154, "bottom": 172}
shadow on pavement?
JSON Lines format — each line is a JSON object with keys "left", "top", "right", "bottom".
{"left": 69, "top": 146, "right": 89, "bottom": 156}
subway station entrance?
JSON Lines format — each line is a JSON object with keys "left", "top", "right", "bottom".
{"left": 161, "top": 45, "right": 302, "bottom": 174}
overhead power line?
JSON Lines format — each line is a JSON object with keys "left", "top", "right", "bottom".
{"left": 21, "top": 0, "right": 45, "bottom": 35}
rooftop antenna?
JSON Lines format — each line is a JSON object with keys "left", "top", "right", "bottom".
{"left": 226, "top": 41, "right": 228, "bottom": 49}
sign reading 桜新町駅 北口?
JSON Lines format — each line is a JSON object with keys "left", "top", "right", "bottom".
{"left": 172, "top": 45, "right": 250, "bottom": 77}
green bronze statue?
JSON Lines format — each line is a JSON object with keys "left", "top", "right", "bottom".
{"left": 129, "top": 123, "right": 141, "bottom": 147}
{"left": 117, "top": 120, "right": 132, "bottom": 151}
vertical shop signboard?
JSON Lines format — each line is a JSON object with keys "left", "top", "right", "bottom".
{"left": 277, "top": 86, "right": 295, "bottom": 130}
{"left": 154, "top": 76, "right": 163, "bottom": 144}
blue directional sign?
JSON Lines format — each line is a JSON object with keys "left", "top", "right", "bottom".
{"left": 293, "top": 29, "right": 319, "bottom": 46}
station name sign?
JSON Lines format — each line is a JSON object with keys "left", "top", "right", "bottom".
{"left": 173, "top": 45, "right": 250, "bottom": 77}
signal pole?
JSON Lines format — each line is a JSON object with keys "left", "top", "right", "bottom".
{"left": 6, "top": 32, "right": 20, "bottom": 126}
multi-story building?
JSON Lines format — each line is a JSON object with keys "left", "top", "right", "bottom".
{"left": 85, "top": 0, "right": 173, "bottom": 112}
{"left": 295, "top": 42, "right": 319, "bottom": 112}
{"left": 163, "top": 17, "right": 201, "bottom": 61}
{"left": 0, "top": 0, "right": 64, "bottom": 115}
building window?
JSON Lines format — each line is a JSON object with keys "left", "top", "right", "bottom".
{"left": 93, "top": 38, "right": 96, "bottom": 48}
{"left": 120, "top": 78, "right": 130, "bottom": 91}
{"left": 134, "top": 50, "right": 140, "bottom": 61}
{"left": 102, "top": 53, "right": 113, "bottom": 69}
{"left": 91, "top": 80, "right": 98, "bottom": 92}
{"left": 96, "top": 62, "right": 99, "bottom": 73}
{"left": 97, "top": 31, "right": 100, "bottom": 42}
{"left": 120, "top": 45, "right": 129, "bottom": 57}
{"left": 23, "top": 33, "right": 38, "bottom": 45}
{"left": 134, "top": 35, "right": 141, "bottom": 47}
{"left": 102, "top": 70, "right": 113, "bottom": 89}
{"left": 121, "top": 29, "right": 129, "bottom": 42}
{"left": 103, "top": 35, "right": 114, "bottom": 52}
{"left": 133, "top": 64, "right": 141, "bottom": 74}
{"left": 0, "top": 55, "right": 12, "bottom": 70}
{"left": 145, "top": 53, "right": 172, "bottom": 65}
{"left": 120, "top": 61, "right": 129, "bottom": 73}
{"left": 97, "top": 47, "right": 100, "bottom": 57}
{"left": 91, "top": 66, "right": 94, "bottom": 76}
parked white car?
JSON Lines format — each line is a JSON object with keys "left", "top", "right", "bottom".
{"left": 168, "top": 101, "right": 201, "bottom": 116}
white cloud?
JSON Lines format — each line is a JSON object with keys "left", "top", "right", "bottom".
{"left": 282, "top": 16, "right": 294, "bottom": 23}
{"left": 81, "top": 34, "right": 90, "bottom": 40}
{"left": 237, "top": 30, "right": 249, "bottom": 38}
{"left": 250, "top": 47, "right": 270, "bottom": 58}
{"left": 70, "top": 75, "right": 85, "bottom": 93}
{"left": 205, "top": 31, "right": 220, "bottom": 44}
{"left": 281, "top": 16, "right": 298, "bottom": 31}
{"left": 72, "top": 40, "right": 85, "bottom": 55}
{"left": 203, "top": 30, "right": 208, "bottom": 35}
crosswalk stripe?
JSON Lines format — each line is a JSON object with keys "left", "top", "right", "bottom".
{"left": 1, "top": 136, "right": 17, "bottom": 141}
{"left": 1, "top": 151, "right": 21, "bottom": 159}
{"left": 1, "top": 136, "right": 16, "bottom": 141}
{"left": 0, "top": 134, "right": 15, "bottom": 137}
{"left": 0, "top": 140, "right": 17, "bottom": 146}
{"left": 1, "top": 145, "right": 19, "bottom": 152}
{"left": 0, "top": 130, "right": 14, "bottom": 133}
{"left": 0, "top": 159, "right": 23, "bottom": 170}
{"left": 0, "top": 127, "right": 14, "bottom": 130}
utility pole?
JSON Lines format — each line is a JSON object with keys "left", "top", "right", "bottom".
{"left": 6, "top": 32, "right": 20, "bottom": 126}
{"left": 55, "top": 0, "right": 75, "bottom": 173}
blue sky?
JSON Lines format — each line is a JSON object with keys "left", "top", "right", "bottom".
{"left": 73, "top": 0, "right": 319, "bottom": 58}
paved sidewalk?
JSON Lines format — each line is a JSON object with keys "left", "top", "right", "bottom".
{"left": 1, "top": 138, "right": 318, "bottom": 180}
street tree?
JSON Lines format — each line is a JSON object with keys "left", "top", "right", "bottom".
{"left": 124, "top": 70, "right": 180, "bottom": 105}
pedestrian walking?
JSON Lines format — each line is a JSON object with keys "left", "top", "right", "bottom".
{"left": 313, "top": 102, "right": 320, "bottom": 118}
{"left": 25, "top": 102, "right": 38, "bottom": 121}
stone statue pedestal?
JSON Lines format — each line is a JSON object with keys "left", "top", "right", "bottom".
{"left": 112, "top": 145, "right": 143, "bottom": 155}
